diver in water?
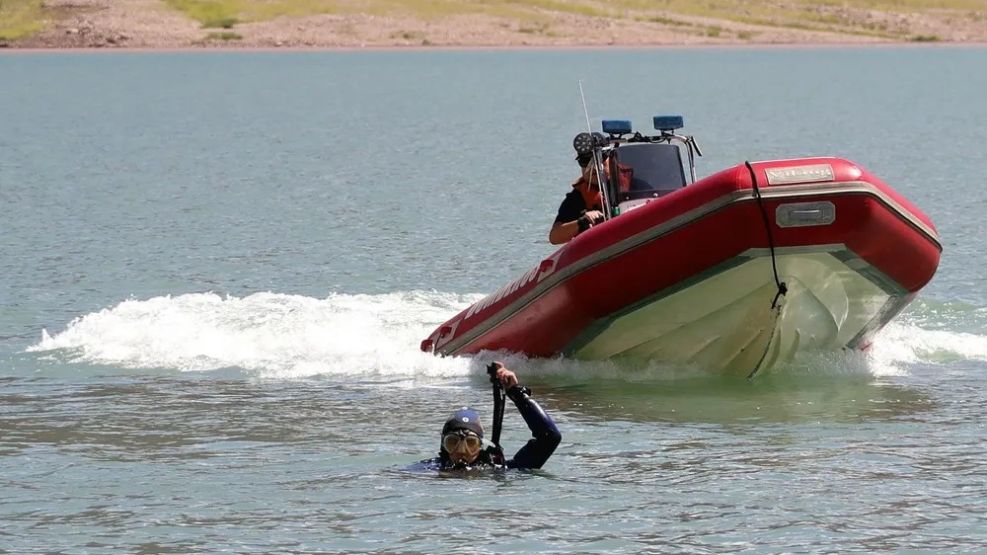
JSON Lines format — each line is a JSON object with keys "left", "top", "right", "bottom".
{"left": 414, "top": 362, "right": 561, "bottom": 471}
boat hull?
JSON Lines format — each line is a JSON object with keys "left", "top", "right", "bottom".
{"left": 422, "top": 158, "right": 940, "bottom": 376}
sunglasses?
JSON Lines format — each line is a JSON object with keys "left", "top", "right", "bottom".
{"left": 442, "top": 431, "right": 482, "bottom": 453}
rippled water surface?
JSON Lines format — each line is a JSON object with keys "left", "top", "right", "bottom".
{"left": 1, "top": 47, "right": 986, "bottom": 553}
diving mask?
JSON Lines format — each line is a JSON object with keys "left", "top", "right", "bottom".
{"left": 442, "top": 430, "right": 482, "bottom": 454}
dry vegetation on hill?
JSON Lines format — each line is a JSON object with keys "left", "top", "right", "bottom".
{"left": 2, "top": 0, "right": 985, "bottom": 48}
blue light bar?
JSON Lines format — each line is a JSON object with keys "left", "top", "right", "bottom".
{"left": 653, "top": 115, "right": 684, "bottom": 132}
{"left": 602, "top": 119, "right": 633, "bottom": 135}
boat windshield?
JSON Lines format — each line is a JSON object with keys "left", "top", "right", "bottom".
{"left": 612, "top": 143, "right": 687, "bottom": 202}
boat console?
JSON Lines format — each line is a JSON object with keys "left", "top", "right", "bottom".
{"left": 573, "top": 115, "right": 702, "bottom": 217}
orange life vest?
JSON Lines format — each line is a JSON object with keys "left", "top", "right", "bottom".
{"left": 572, "top": 177, "right": 602, "bottom": 212}
{"left": 572, "top": 162, "right": 632, "bottom": 210}
{"left": 615, "top": 163, "right": 633, "bottom": 192}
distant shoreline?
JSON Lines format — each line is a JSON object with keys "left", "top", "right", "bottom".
{"left": 4, "top": 1, "right": 985, "bottom": 51}
{"left": 4, "top": 41, "right": 987, "bottom": 54}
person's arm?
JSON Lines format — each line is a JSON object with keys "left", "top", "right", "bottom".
{"left": 549, "top": 191, "right": 585, "bottom": 245}
{"left": 549, "top": 219, "right": 582, "bottom": 245}
{"left": 550, "top": 210, "right": 605, "bottom": 245}
{"left": 505, "top": 386, "right": 561, "bottom": 469}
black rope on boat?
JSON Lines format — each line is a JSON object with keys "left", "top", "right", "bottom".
{"left": 745, "top": 161, "right": 787, "bottom": 309}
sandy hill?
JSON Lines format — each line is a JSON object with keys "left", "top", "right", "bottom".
{"left": 2, "top": 0, "right": 985, "bottom": 48}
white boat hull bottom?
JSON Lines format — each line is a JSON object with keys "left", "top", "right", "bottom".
{"left": 568, "top": 245, "right": 910, "bottom": 377}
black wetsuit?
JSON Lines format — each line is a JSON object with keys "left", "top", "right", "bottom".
{"left": 411, "top": 386, "right": 561, "bottom": 471}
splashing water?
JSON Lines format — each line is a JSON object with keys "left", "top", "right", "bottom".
{"left": 28, "top": 291, "right": 482, "bottom": 379}
{"left": 27, "top": 292, "right": 987, "bottom": 380}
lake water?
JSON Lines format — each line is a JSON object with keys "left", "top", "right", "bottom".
{"left": 1, "top": 47, "right": 986, "bottom": 553}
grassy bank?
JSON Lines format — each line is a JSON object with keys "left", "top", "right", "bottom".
{"left": 163, "top": 0, "right": 338, "bottom": 28}
{"left": 160, "top": 0, "right": 985, "bottom": 33}
{"left": 0, "top": 0, "right": 45, "bottom": 40}
{"left": 2, "top": 0, "right": 985, "bottom": 45}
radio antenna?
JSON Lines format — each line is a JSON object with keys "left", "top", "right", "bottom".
{"left": 578, "top": 80, "right": 593, "bottom": 133}
{"left": 577, "top": 81, "right": 611, "bottom": 220}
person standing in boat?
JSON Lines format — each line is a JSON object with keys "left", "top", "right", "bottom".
{"left": 549, "top": 151, "right": 607, "bottom": 244}
{"left": 410, "top": 362, "right": 561, "bottom": 472}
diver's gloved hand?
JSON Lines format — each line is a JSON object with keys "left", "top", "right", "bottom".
{"left": 488, "top": 361, "right": 519, "bottom": 389}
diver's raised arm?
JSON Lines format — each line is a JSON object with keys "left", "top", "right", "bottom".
{"left": 505, "top": 385, "right": 561, "bottom": 470}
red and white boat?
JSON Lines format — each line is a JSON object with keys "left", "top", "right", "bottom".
{"left": 421, "top": 117, "right": 941, "bottom": 377}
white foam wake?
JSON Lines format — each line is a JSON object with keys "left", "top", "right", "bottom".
{"left": 870, "top": 319, "right": 987, "bottom": 369}
{"left": 26, "top": 292, "right": 987, "bottom": 379}
{"left": 27, "top": 291, "right": 483, "bottom": 379}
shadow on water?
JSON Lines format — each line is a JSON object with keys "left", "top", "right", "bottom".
{"left": 543, "top": 374, "right": 933, "bottom": 425}
{"left": 488, "top": 355, "right": 937, "bottom": 426}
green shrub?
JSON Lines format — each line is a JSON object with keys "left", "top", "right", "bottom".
{"left": 206, "top": 31, "right": 242, "bottom": 40}
{"left": 203, "top": 17, "right": 238, "bottom": 28}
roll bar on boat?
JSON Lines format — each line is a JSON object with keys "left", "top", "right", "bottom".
{"left": 573, "top": 115, "right": 702, "bottom": 220}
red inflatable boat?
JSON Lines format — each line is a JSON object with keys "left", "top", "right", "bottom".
{"left": 421, "top": 117, "right": 941, "bottom": 377}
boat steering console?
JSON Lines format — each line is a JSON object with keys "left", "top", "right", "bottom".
{"left": 572, "top": 115, "right": 702, "bottom": 218}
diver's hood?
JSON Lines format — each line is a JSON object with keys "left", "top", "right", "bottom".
{"left": 441, "top": 407, "right": 484, "bottom": 437}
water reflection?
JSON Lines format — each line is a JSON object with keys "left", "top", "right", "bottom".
{"left": 522, "top": 367, "right": 935, "bottom": 425}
